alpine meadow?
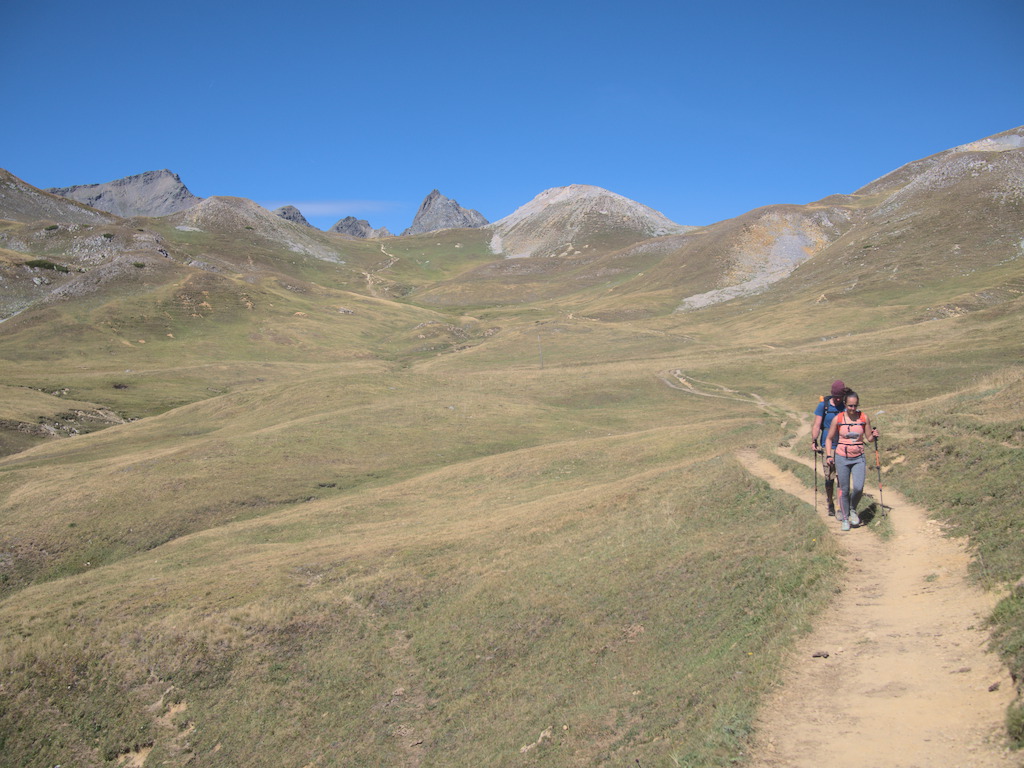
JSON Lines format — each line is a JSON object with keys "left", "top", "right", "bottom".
{"left": 1, "top": 126, "right": 1023, "bottom": 767}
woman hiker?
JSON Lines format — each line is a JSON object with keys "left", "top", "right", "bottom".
{"left": 811, "top": 380, "right": 848, "bottom": 516}
{"left": 825, "top": 390, "right": 880, "bottom": 531}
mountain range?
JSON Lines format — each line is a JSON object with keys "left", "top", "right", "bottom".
{"left": 44, "top": 171, "right": 490, "bottom": 240}
{"left": 5, "top": 124, "right": 1024, "bottom": 320}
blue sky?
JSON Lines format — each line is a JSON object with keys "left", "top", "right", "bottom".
{"left": 3, "top": 0, "right": 1021, "bottom": 233}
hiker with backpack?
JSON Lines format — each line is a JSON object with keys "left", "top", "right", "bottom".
{"left": 824, "top": 390, "right": 880, "bottom": 531}
{"left": 810, "top": 380, "right": 848, "bottom": 516}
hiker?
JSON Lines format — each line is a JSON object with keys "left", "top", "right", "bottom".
{"left": 810, "top": 380, "right": 847, "bottom": 516}
{"left": 825, "top": 390, "right": 879, "bottom": 531}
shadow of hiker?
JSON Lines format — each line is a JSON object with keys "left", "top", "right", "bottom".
{"left": 858, "top": 502, "right": 881, "bottom": 525}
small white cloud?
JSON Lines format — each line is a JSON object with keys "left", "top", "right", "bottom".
{"left": 259, "top": 199, "right": 401, "bottom": 217}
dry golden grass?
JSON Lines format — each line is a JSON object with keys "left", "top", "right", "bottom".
{"left": 1, "top": 409, "right": 842, "bottom": 767}
{"left": 3, "top": 158, "right": 1024, "bottom": 763}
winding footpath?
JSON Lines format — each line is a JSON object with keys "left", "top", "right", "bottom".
{"left": 662, "top": 372, "right": 1019, "bottom": 766}
{"left": 361, "top": 243, "right": 400, "bottom": 296}
{"left": 742, "top": 449, "right": 1018, "bottom": 767}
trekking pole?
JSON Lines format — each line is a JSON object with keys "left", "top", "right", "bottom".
{"left": 813, "top": 445, "right": 819, "bottom": 514}
{"left": 873, "top": 435, "right": 886, "bottom": 517}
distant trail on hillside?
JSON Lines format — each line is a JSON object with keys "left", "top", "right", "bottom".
{"left": 658, "top": 370, "right": 782, "bottom": 410}
{"left": 362, "top": 244, "right": 399, "bottom": 296}
{"left": 740, "top": 445, "right": 1017, "bottom": 766}
{"left": 657, "top": 370, "right": 803, "bottom": 430}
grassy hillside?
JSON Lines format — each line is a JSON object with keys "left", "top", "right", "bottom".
{"left": 1, "top": 376, "right": 841, "bottom": 767}
{"left": 2, "top": 139, "right": 1024, "bottom": 764}
{"left": 0, "top": 264, "right": 845, "bottom": 767}
{"left": 5, "top": 276, "right": 1022, "bottom": 764}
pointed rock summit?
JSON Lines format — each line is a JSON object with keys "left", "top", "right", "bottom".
{"left": 47, "top": 169, "right": 202, "bottom": 218}
{"left": 401, "top": 190, "right": 488, "bottom": 236}
{"left": 273, "top": 205, "right": 315, "bottom": 228}
{"left": 329, "top": 216, "right": 391, "bottom": 239}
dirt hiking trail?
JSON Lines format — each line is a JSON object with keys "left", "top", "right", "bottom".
{"left": 660, "top": 372, "right": 1019, "bottom": 765}
{"left": 742, "top": 448, "right": 1019, "bottom": 767}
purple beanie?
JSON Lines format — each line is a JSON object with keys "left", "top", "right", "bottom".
{"left": 831, "top": 380, "right": 846, "bottom": 398}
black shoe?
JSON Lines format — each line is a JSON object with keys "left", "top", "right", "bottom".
{"left": 827, "top": 503, "right": 836, "bottom": 517}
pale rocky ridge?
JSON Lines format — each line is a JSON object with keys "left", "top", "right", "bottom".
{"left": 676, "top": 125, "right": 1024, "bottom": 312}
{"left": 863, "top": 125, "right": 1024, "bottom": 217}
{"left": 0, "top": 169, "right": 116, "bottom": 225}
{"left": 486, "top": 184, "right": 693, "bottom": 259}
{"left": 47, "top": 169, "right": 202, "bottom": 218}
{"left": 330, "top": 216, "right": 392, "bottom": 239}
{"left": 402, "top": 189, "right": 488, "bottom": 236}
{"left": 856, "top": 125, "right": 1024, "bottom": 199}
{"left": 173, "top": 196, "right": 345, "bottom": 263}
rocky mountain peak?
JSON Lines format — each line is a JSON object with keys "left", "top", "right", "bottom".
{"left": 47, "top": 169, "right": 203, "bottom": 218}
{"left": 329, "top": 216, "right": 391, "bottom": 239}
{"left": 401, "top": 189, "right": 488, "bottom": 236}
{"left": 273, "top": 205, "right": 314, "bottom": 228}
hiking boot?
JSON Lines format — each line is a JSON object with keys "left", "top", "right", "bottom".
{"left": 849, "top": 510, "right": 861, "bottom": 527}
{"left": 841, "top": 520, "right": 851, "bottom": 532}
{"left": 827, "top": 502, "right": 836, "bottom": 517}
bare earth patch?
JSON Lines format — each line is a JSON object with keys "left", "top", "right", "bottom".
{"left": 741, "top": 449, "right": 1018, "bottom": 767}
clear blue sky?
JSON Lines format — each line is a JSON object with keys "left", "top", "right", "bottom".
{"left": 3, "top": 0, "right": 1021, "bottom": 233}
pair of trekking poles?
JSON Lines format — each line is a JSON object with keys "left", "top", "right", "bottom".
{"left": 813, "top": 436, "right": 886, "bottom": 517}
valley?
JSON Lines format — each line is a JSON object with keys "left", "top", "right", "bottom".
{"left": 1, "top": 126, "right": 1022, "bottom": 767}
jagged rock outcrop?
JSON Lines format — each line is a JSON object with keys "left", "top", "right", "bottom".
{"left": 0, "top": 169, "right": 116, "bottom": 225}
{"left": 486, "top": 184, "right": 693, "bottom": 259}
{"left": 401, "top": 190, "right": 488, "bottom": 236}
{"left": 329, "top": 216, "right": 391, "bottom": 239}
{"left": 273, "top": 205, "right": 314, "bottom": 228}
{"left": 47, "top": 169, "right": 202, "bottom": 218}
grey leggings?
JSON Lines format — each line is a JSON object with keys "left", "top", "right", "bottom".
{"left": 834, "top": 454, "right": 866, "bottom": 521}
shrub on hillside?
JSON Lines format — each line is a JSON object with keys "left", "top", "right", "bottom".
{"left": 24, "top": 259, "right": 70, "bottom": 273}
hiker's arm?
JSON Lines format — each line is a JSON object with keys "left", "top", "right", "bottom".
{"left": 811, "top": 414, "right": 823, "bottom": 451}
{"left": 825, "top": 419, "right": 839, "bottom": 462}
